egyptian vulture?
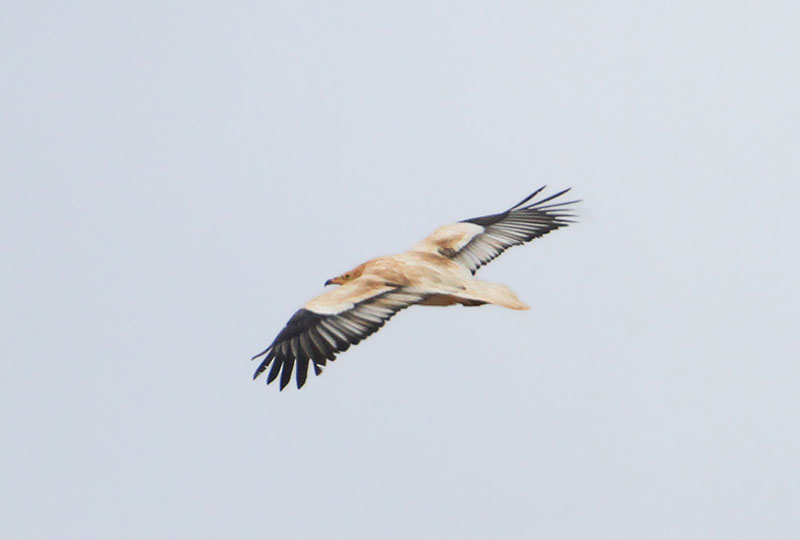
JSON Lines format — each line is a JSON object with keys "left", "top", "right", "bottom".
{"left": 253, "top": 187, "right": 578, "bottom": 389}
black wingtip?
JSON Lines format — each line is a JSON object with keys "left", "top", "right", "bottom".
{"left": 526, "top": 187, "right": 572, "bottom": 208}
{"left": 463, "top": 186, "right": 577, "bottom": 227}
{"left": 295, "top": 356, "right": 309, "bottom": 389}
{"left": 509, "top": 186, "right": 547, "bottom": 211}
{"left": 266, "top": 357, "right": 282, "bottom": 384}
{"left": 279, "top": 358, "right": 293, "bottom": 390}
{"left": 251, "top": 346, "right": 270, "bottom": 361}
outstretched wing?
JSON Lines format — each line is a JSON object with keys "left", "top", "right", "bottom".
{"left": 252, "top": 278, "right": 429, "bottom": 390}
{"left": 414, "top": 187, "right": 578, "bottom": 274}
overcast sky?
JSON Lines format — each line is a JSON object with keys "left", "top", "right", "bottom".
{"left": 2, "top": 2, "right": 799, "bottom": 539}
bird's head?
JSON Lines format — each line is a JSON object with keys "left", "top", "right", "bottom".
{"left": 325, "top": 264, "right": 366, "bottom": 286}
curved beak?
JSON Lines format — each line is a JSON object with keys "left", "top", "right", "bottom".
{"left": 324, "top": 278, "right": 334, "bottom": 286}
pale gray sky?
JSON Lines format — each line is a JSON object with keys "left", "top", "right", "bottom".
{"left": 2, "top": 2, "right": 799, "bottom": 539}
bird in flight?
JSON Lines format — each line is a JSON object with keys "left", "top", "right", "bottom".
{"left": 253, "top": 186, "right": 578, "bottom": 390}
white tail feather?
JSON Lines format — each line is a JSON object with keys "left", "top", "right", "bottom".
{"left": 460, "top": 280, "right": 529, "bottom": 310}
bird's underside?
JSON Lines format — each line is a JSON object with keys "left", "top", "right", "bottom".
{"left": 253, "top": 186, "right": 578, "bottom": 390}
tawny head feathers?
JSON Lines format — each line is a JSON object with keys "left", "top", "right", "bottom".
{"left": 324, "top": 262, "right": 367, "bottom": 286}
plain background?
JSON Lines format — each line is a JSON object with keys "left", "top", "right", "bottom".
{"left": 2, "top": 2, "right": 798, "bottom": 539}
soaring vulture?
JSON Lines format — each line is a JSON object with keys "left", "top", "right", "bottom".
{"left": 253, "top": 187, "right": 578, "bottom": 389}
